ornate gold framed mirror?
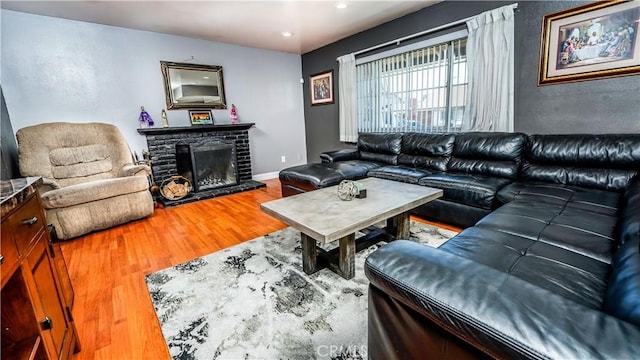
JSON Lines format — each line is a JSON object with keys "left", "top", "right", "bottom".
{"left": 160, "top": 61, "right": 227, "bottom": 110}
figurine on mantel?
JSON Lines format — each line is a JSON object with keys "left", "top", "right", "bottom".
{"left": 161, "top": 109, "right": 169, "bottom": 128}
{"left": 230, "top": 104, "right": 238, "bottom": 124}
{"left": 138, "top": 106, "right": 154, "bottom": 127}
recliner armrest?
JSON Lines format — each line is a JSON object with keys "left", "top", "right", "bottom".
{"left": 365, "top": 240, "right": 640, "bottom": 359}
{"left": 41, "top": 176, "right": 150, "bottom": 209}
{"left": 320, "top": 149, "right": 359, "bottom": 163}
{"left": 38, "top": 178, "right": 61, "bottom": 193}
{"left": 119, "top": 163, "right": 151, "bottom": 177}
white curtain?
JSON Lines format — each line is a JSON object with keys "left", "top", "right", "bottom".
{"left": 337, "top": 53, "right": 358, "bottom": 142}
{"left": 462, "top": 5, "right": 515, "bottom": 132}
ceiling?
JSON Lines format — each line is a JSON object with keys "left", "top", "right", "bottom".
{"left": 1, "top": 1, "right": 440, "bottom": 54}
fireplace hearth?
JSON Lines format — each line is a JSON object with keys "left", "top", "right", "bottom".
{"left": 137, "top": 124, "right": 265, "bottom": 206}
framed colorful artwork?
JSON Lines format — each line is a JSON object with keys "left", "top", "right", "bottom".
{"left": 538, "top": 0, "right": 640, "bottom": 85}
{"left": 188, "top": 110, "right": 214, "bottom": 125}
{"left": 310, "top": 70, "right": 334, "bottom": 105}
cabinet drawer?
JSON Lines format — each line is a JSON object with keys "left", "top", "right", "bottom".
{"left": 8, "top": 195, "right": 45, "bottom": 255}
{"left": 1, "top": 223, "right": 19, "bottom": 286}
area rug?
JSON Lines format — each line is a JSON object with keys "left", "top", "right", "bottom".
{"left": 145, "top": 221, "right": 457, "bottom": 360}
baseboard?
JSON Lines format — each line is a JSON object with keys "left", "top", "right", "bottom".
{"left": 252, "top": 171, "right": 279, "bottom": 181}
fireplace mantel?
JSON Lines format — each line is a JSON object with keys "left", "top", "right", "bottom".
{"left": 138, "top": 122, "right": 263, "bottom": 206}
{"left": 137, "top": 123, "right": 254, "bottom": 135}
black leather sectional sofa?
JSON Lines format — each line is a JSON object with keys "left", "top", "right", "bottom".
{"left": 279, "top": 132, "right": 640, "bottom": 359}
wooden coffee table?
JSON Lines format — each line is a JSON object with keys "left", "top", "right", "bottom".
{"left": 260, "top": 177, "right": 442, "bottom": 279}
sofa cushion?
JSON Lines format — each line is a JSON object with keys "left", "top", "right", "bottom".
{"left": 497, "top": 182, "right": 621, "bottom": 215}
{"left": 368, "top": 165, "right": 434, "bottom": 184}
{"left": 448, "top": 132, "right": 526, "bottom": 179}
{"left": 51, "top": 160, "right": 113, "bottom": 179}
{"left": 441, "top": 226, "right": 610, "bottom": 309}
{"left": 320, "top": 149, "right": 359, "bottom": 163}
{"left": 357, "top": 133, "right": 403, "bottom": 154}
{"left": 398, "top": 133, "right": 454, "bottom": 172}
{"left": 49, "top": 144, "right": 110, "bottom": 165}
{"left": 603, "top": 237, "right": 640, "bottom": 326}
{"left": 476, "top": 200, "right": 617, "bottom": 264}
{"left": 418, "top": 173, "right": 511, "bottom": 209}
{"left": 358, "top": 133, "right": 402, "bottom": 165}
{"left": 41, "top": 176, "right": 150, "bottom": 209}
{"left": 360, "top": 152, "right": 398, "bottom": 165}
{"left": 49, "top": 143, "right": 113, "bottom": 180}
{"left": 413, "top": 199, "right": 491, "bottom": 229}
{"left": 522, "top": 134, "right": 640, "bottom": 191}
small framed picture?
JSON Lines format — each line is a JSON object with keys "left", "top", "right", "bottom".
{"left": 188, "top": 110, "right": 214, "bottom": 125}
{"left": 310, "top": 70, "right": 334, "bottom": 105}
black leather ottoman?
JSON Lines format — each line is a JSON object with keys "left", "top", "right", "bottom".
{"left": 279, "top": 161, "right": 380, "bottom": 197}
{"left": 279, "top": 164, "right": 345, "bottom": 197}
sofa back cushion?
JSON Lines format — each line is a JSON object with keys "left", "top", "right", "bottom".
{"left": 522, "top": 134, "right": 640, "bottom": 191}
{"left": 399, "top": 133, "right": 454, "bottom": 172}
{"left": 357, "top": 133, "right": 403, "bottom": 165}
{"left": 448, "top": 132, "right": 526, "bottom": 179}
{"left": 618, "top": 175, "right": 640, "bottom": 243}
{"left": 49, "top": 144, "right": 113, "bottom": 179}
{"left": 604, "top": 176, "right": 640, "bottom": 325}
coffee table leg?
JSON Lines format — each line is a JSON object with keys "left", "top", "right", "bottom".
{"left": 301, "top": 233, "right": 319, "bottom": 274}
{"left": 388, "top": 211, "right": 410, "bottom": 239}
{"left": 338, "top": 234, "right": 356, "bottom": 280}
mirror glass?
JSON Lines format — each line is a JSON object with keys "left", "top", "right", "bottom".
{"left": 160, "top": 61, "right": 227, "bottom": 109}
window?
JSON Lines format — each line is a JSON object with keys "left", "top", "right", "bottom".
{"left": 356, "top": 37, "right": 467, "bottom": 133}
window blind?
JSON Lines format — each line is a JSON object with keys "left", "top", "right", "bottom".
{"left": 356, "top": 38, "right": 468, "bottom": 134}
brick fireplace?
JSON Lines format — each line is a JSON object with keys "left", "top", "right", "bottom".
{"left": 138, "top": 123, "right": 265, "bottom": 206}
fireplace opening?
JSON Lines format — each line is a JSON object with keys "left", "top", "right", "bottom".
{"left": 175, "top": 142, "right": 238, "bottom": 192}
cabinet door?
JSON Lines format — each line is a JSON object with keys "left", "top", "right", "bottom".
{"left": 48, "top": 226, "right": 75, "bottom": 308}
{"left": 25, "top": 234, "right": 70, "bottom": 360}
{"left": 1, "top": 221, "right": 19, "bottom": 287}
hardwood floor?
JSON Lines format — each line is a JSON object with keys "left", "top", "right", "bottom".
{"left": 61, "top": 179, "right": 286, "bottom": 359}
{"left": 60, "top": 179, "right": 460, "bottom": 359}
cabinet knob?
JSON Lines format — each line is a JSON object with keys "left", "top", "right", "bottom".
{"left": 0, "top": 254, "right": 4, "bottom": 265}
{"left": 21, "top": 217, "right": 38, "bottom": 226}
{"left": 40, "top": 316, "right": 53, "bottom": 331}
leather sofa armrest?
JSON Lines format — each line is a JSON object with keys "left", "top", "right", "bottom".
{"left": 320, "top": 149, "right": 359, "bottom": 163}
{"left": 365, "top": 240, "right": 640, "bottom": 359}
{"left": 119, "top": 163, "right": 151, "bottom": 177}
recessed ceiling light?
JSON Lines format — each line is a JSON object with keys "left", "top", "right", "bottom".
{"left": 281, "top": 31, "right": 293, "bottom": 37}
{"left": 203, "top": 76, "right": 209, "bottom": 79}
{"left": 336, "top": 2, "right": 348, "bottom": 9}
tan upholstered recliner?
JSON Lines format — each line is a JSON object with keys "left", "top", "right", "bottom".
{"left": 16, "top": 122, "right": 154, "bottom": 240}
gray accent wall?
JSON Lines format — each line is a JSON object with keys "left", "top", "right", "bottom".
{"left": 302, "top": 1, "right": 640, "bottom": 163}
{"left": 1, "top": 10, "right": 308, "bottom": 177}
{"left": 515, "top": 1, "right": 640, "bottom": 134}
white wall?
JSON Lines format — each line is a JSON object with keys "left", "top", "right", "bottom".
{"left": 1, "top": 10, "right": 307, "bottom": 177}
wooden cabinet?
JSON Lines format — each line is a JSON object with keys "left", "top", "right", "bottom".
{"left": 1, "top": 181, "right": 80, "bottom": 360}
